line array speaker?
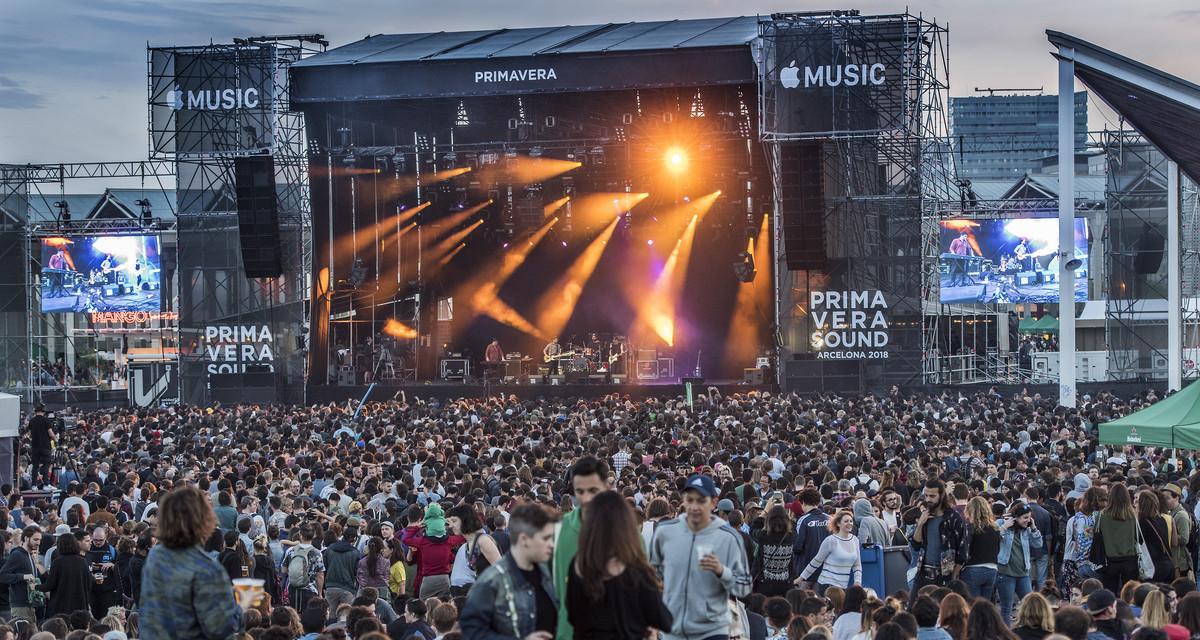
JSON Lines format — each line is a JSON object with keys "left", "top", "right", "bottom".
{"left": 234, "top": 155, "right": 283, "bottom": 278}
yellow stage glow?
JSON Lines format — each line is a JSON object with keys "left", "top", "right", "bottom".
{"left": 664, "top": 147, "right": 689, "bottom": 174}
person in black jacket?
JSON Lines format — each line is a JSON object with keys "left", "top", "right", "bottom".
{"left": 84, "top": 524, "right": 122, "bottom": 619}
{"left": 40, "top": 532, "right": 94, "bottom": 618}
{"left": 752, "top": 506, "right": 797, "bottom": 596}
{"left": 567, "top": 491, "right": 673, "bottom": 640}
{"left": 128, "top": 531, "right": 151, "bottom": 607}
{"left": 0, "top": 526, "right": 43, "bottom": 624}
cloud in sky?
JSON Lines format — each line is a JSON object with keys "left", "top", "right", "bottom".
{"left": 0, "top": 0, "right": 1197, "bottom": 165}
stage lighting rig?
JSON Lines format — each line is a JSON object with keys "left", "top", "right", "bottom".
{"left": 733, "top": 251, "right": 756, "bottom": 283}
{"left": 665, "top": 147, "right": 689, "bottom": 174}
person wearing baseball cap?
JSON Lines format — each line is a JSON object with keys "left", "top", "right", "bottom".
{"left": 649, "top": 474, "right": 751, "bottom": 640}
{"left": 1085, "top": 588, "right": 1121, "bottom": 640}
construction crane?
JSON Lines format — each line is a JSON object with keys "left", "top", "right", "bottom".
{"left": 973, "top": 87, "right": 1045, "bottom": 96}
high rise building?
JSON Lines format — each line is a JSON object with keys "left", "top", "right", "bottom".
{"left": 950, "top": 91, "right": 1088, "bottom": 180}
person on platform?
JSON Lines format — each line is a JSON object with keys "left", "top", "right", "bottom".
{"left": 47, "top": 247, "right": 71, "bottom": 297}
{"left": 27, "top": 405, "right": 54, "bottom": 488}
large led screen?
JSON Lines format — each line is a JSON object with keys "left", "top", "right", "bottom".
{"left": 41, "top": 235, "right": 162, "bottom": 313}
{"left": 939, "top": 218, "right": 1088, "bottom": 304}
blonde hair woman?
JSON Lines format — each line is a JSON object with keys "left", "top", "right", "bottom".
{"left": 797, "top": 510, "right": 862, "bottom": 592}
{"left": 1012, "top": 592, "right": 1055, "bottom": 639}
{"left": 961, "top": 496, "right": 1001, "bottom": 601}
{"left": 1140, "top": 590, "right": 1170, "bottom": 630}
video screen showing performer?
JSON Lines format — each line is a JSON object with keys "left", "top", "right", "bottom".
{"left": 40, "top": 235, "right": 162, "bottom": 313}
{"left": 938, "top": 218, "right": 1088, "bottom": 304}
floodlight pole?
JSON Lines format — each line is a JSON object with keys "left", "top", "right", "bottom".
{"left": 1168, "top": 160, "right": 1182, "bottom": 392}
{"left": 1057, "top": 52, "right": 1077, "bottom": 407}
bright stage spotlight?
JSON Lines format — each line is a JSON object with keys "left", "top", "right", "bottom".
{"left": 664, "top": 147, "right": 688, "bottom": 174}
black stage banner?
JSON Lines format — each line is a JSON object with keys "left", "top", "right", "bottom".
{"left": 127, "top": 361, "right": 179, "bottom": 407}
{"left": 760, "top": 18, "right": 916, "bottom": 138}
{"left": 290, "top": 48, "right": 755, "bottom": 102}
{"left": 149, "top": 45, "right": 276, "bottom": 156}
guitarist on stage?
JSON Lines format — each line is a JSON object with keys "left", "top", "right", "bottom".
{"left": 543, "top": 337, "right": 562, "bottom": 374}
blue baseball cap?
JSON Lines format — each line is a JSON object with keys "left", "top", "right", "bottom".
{"left": 684, "top": 474, "right": 719, "bottom": 498}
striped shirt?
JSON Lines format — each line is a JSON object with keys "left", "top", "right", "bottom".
{"left": 800, "top": 533, "right": 862, "bottom": 588}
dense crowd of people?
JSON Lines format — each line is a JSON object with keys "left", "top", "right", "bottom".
{"left": 2, "top": 385, "right": 1198, "bottom": 640}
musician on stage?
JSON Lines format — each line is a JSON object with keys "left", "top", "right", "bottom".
{"left": 484, "top": 338, "right": 504, "bottom": 381}
{"left": 1014, "top": 238, "right": 1033, "bottom": 271}
{"left": 948, "top": 231, "right": 976, "bottom": 286}
{"left": 47, "top": 247, "right": 72, "bottom": 297}
{"left": 543, "top": 337, "right": 562, "bottom": 374}
{"left": 100, "top": 253, "right": 117, "bottom": 286}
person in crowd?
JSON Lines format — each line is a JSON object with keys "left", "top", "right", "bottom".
{"left": 356, "top": 536, "right": 391, "bottom": 601}
{"left": 799, "top": 510, "right": 862, "bottom": 592}
{"left": 964, "top": 598, "right": 1018, "bottom": 640}
{"left": 793, "top": 489, "right": 831, "bottom": 583}
{"left": 460, "top": 504, "right": 560, "bottom": 640}
{"left": 936, "top": 593, "right": 968, "bottom": 640}
{"left": 1086, "top": 589, "right": 1124, "bottom": 640}
{"left": 961, "top": 496, "right": 1000, "bottom": 601}
{"left": 283, "top": 524, "right": 324, "bottom": 614}
{"left": 912, "top": 480, "right": 967, "bottom": 592}
{"left": 1096, "top": 484, "right": 1140, "bottom": 594}
{"left": 852, "top": 499, "right": 890, "bottom": 548}
{"left": 39, "top": 531, "right": 92, "bottom": 619}
{"left": 552, "top": 456, "right": 610, "bottom": 640}
{"left": 1011, "top": 592, "right": 1055, "bottom": 640}
{"left": 997, "top": 502, "right": 1044, "bottom": 626}
{"left": 1062, "top": 487, "right": 1106, "bottom": 594}
{"left": 447, "top": 503, "right": 501, "bottom": 595}
{"left": 830, "top": 586, "right": 867, "bottom": 640}
{"left": 567, "top": 491, "right": 672, "bottom": 639}
{"left": 1135, "top": 490, "right": 1176, "bottom": 583}
{"left": 137, "top": 486, "right": 244, "bottom": 639}
{"left": 324, "top": 523, "right": 363, "bottom": 611}
{"left": 1159, "top": 483, "right": 1192, "bottom": 580}
{"left": 651, "top": 474, "right": 752, "bottom": 640}
{"left": 0, "top": 526, "right": 42, "bottom": 625}
{"left": 753, "top": 505, "right": 798, "bottom": 596}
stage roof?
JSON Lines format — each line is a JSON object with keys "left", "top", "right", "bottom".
{"left": 291, "top": 17, "right": 762, "bottom": 103}
{"left": 1048, "top": 30, "right": 1200, "bottom": 184}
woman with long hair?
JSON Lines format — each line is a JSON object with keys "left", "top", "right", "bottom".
{"left": 753, "top": 505, "right": 797, "bottom": 596}
{"left": 937, "top": 593, "right": 969, "bottom": 640}
{"left": 1134, "top": 490, "right": 1175, "bottom": 583}
{"left": 1139, "top": 589, "right": 1170, "bottom": 630}
{"left": 1096, "top": 483, "right": 1139, "bottom": 593}
{"left": 964, "top": 599, "right": 1017, "bottom": 640}
{"left": 356, "top": 536, "right": 391, "bottom": 600}
{"left": 1011, "top": 592, "right": 1054, "bottom": 640}
{"left": 1061, "top": 486, "right": 1106, "bottom": 592}
{"left": 849, "top": 598, "right": 883, "bottom": 640}
{"left": 1176, "top": 592, "right": 1200, "bottom": 636}
{"left": 567, "top": 490, "right": 673, "bottom": 639}
{"left": 39, "top": 532, "right": 93, "bottom": 618}
{"left": 798, "top": 510, "right": 862, "bottom": 592}
{"left": 251, "top": 536, "right": 279, "bottom": 604}
{"left": 961, "top": 496, "right": 1001, "bottom": 601}
{"left": 830, "top": 585, "right": 865, "bottom": 640}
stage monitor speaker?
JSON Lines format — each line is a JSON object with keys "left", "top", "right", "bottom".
{"left": 234, "top": 155, "right": 283, "bottom": 279}
{"left": 780, "top": 141, "right": 826, "bottom": 270}
{"left": 744, "top": 368, "right": 765, "bottom": 385}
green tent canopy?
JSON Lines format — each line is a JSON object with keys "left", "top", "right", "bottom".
{"left": 1099, "top": 381, "right": 1200, "bottom": 448}
{"left": 1032, "top": 315, "right": 1059, "bottom": 334}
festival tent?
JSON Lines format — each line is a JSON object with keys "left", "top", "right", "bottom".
{"left": 1099, "top": 381, "right": 1200, "bottom": 448}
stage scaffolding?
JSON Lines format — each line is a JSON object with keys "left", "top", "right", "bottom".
{"left": 759, "top": 12, "right": 956, "bottom": 390}
{"left": 0, "top": 162, "right": 176, "bottom": 401}
{"left": 1103, "top": 129, "right": 1200, "bottom": 382}
{"left": 148, "top": 37, "right": 323, "bottom": 404}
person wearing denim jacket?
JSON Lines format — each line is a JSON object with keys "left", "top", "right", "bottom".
{"left": 459, "top": 504, "right": 559, "bottom": 640}
{"left": 996, "top": 502, "right": 1043, "bottom": 627}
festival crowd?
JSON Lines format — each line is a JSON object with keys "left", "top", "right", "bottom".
{"left": 2, "top": 385, "right": 1198, "bottom": 640}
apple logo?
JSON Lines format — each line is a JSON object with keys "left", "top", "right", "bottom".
{"left": 170, "top": 86, "right": 184, "bottom": 110}
{"left": 779, "top": 61, "right": 800, "bottom": 88}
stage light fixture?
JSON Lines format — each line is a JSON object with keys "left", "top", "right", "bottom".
{"left": 733, "top": 251, "right": 756, "bottom": 283}
{"left": 53, "top": 201, "right": 70, "bottom": 226}
{"left": 665, "top": 147, "right": 688, "bottom": 174}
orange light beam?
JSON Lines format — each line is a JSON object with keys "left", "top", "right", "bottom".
{"left": 475, "top": 157, "right": 582, "bottom": 187}
{"left": 432, "top": 243, "right": 467, "bottom": 272}
{"left": 427, "top": 219, "right": 484, "bottom": 264}
{"left": 725, "top": 214, "right": 771, "bottom": 367}
{"left": 532, "top": 216, "right": 620, "bottom": 340}
{"left": 379, "top": 167, "right": 472, "bottom": 199}
{"left": 637, "top": 213, "right": 700, "bottom": 347}
{"left": 421, "top": 200, "right": 492, "bottom": 244}
{"left": 382, "top": 318, "right": 418, "bottom": 339}
{"left": 466, "top": 217, "right": 560, "bottom": 332}
{"left": 543, "top": 196, "right": 570, "bottom": 218}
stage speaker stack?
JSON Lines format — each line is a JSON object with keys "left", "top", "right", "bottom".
{"left": 1017, "top": 271, "right": 1038, "bottom": 286}
{"left": 234, "top": 155, "right": 283, "bottom": 279}
{"left": 780, "top": 141, "right": 826, "bottom": 270}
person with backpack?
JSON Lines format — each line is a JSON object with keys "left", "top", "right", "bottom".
{"left": 284, "top": 524, "right": 325, "bottom": 614}
{"left": 323, "top": 524, "right": 362, "bottom": 612}
{"left": 1160, "top": 483, "right": 1193, "bottom": 579}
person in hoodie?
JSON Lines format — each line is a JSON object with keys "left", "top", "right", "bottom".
{"left": 1066, "top": 474, "right": 1092, "bottom": 503}
{"left": 323, "top": 524, "right": 362, "bottom": 612}
{"left": 402, "top": 503, "right": 464, "bottom": 598}
{"left": 650, "top": 474, "right": 752, "bottom": 640}
{"left": 792, "top": 488, "right": 831, "bottom": 580}
{"left": 852, "top": 499, "right": 890, "bottom": 548}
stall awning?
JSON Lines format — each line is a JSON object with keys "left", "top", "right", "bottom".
{"left": 1099, "top": 381, "right": 1200, "bottom": 449}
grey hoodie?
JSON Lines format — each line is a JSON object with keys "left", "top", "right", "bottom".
{"left": 1066, "top": 473, "right": 1091, "bottom": 501}
{"left": 650, "top": 516, "right": 752, "bottom": 640}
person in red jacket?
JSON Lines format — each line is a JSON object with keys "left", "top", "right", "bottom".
{"left": 401, "top": 503, "right": 464, "bottom": 598}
